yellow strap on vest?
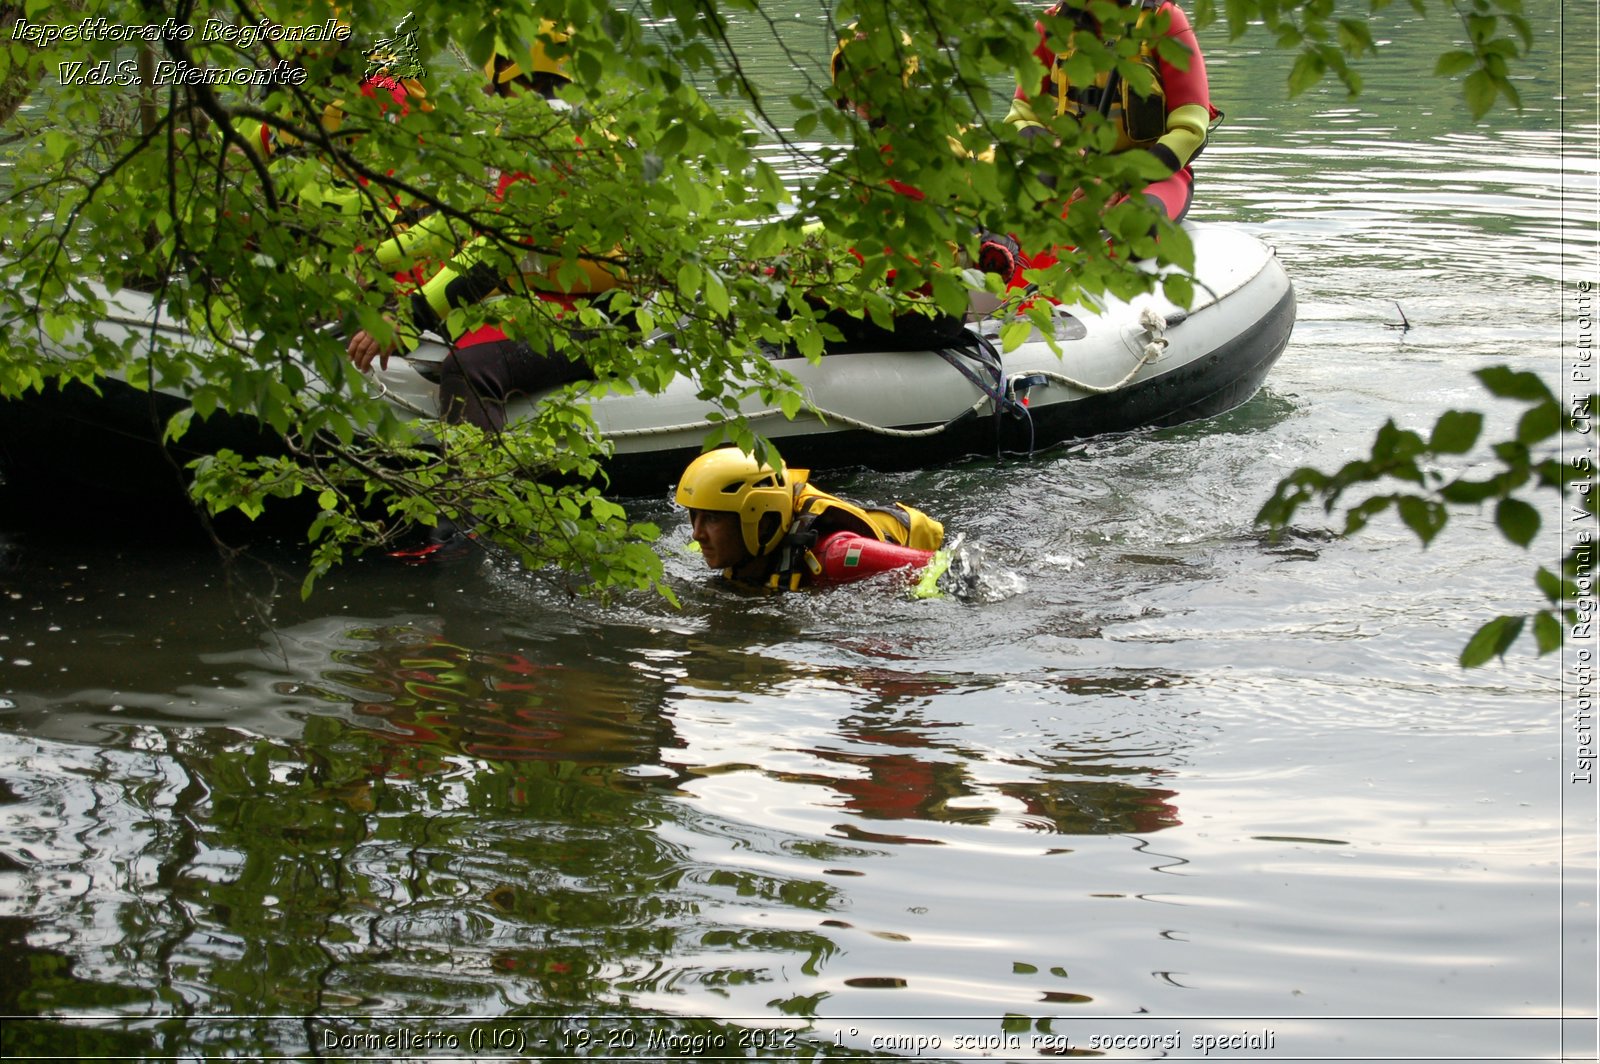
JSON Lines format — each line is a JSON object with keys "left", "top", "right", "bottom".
{"left": 792, "top": 486, "right": 945, "bottom": 551}
{"left": 1051, "top": 1, "right": 1162, "bottom": 135}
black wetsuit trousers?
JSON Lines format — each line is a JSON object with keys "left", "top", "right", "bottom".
{"left": 437, "top": 339, "right": 594, "bottom": 433}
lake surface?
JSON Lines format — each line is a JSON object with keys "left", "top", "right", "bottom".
{"left": 1, "top": 3, "right": 1596, "bottom": 1060}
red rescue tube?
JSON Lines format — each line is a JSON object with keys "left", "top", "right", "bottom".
{"left": 813, "top": 531, "right": 936, "bottom": 586}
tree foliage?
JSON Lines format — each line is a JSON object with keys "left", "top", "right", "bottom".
{"left": 0, "top": 0, "right": 1537, "bottom": 600}
{"left": 1195, "top": 0, "right": 1533, "bottom": 114}
{"left": 1258, "top": 371, "right": 1595, "bottom": 667}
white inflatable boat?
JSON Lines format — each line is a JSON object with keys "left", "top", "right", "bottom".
{"left": 0, "top": 222, "right": 1293, "bottom": 500}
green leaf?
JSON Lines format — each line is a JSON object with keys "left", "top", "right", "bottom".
{"left": 1477, "top": 365, "right": 1554, "bottom": 402}
{"left": 1463, "top": 70, "right": 1498, "bottom": 118}
{"left": 1434, "top": 50, "right": 1478, "bottom": 76}
{"left": 657, "top": 122, "right": 689, "bottom": 159}
{"left": 1429, "top": 409, "right": 1482, "bottom": 454}
{"left": 1515, "top": 400, "right": 1561, "bottom": 444}
{"left": 1460, "top": 615, "right": 1524, "bottom": 667}
{"left": 1397, "top": 496, "right": 1447, "bottom": 545}
{"left": 163, "top": 408, "right": 194, "bottom": 444}
{"left": 1161, "top": 273, "right": 1194, "bottom": 308}
{"left": 1371, "top": 421, "right": 1426, "bottom": 465}
{"left": 1495, "top": 497, "right": 1540, "bottom": 547}
{"left": 1502, "top": 12, "right": 1534, "bottom": 49}
{"left": 703, "top": 270, "right": 730, "bottom": 318}
{"left": 1532, "top": 611, "right": 1563, "bottom": 654}
{"left": 191, "top": 387, "right": 218, "bottom": 420}
{"left": 999, "top": 318, "right": 1033, "bottom": 352}
{"left": 1335, "top": 18, "right": 1375, "bottom": 56}
{"left": 43, "top": 130, "right": 70, "bottom": 163}
{"left": 676, "top": 261, "right": 704, "bottom": 298}
{"left": 1287, "top": 50, "right": 1326, "bottom": 96}
{"left": 1343, "top": 494, "right": 1392, "bottom": 535}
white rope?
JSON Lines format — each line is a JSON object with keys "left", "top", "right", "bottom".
{"left": 805, "top": 397, "right": 992, "bottom": 438}
{"left": 371, "top": 388, "right": 980, "bottom": 441}
{"left": 603, "top": 395, "right": 991, "bottom": 440}
{"left": 376, "top": 309, "right": 1168, "bottom": 440}
{"left": 1020, "top": 342, "right": 1164, "bottom": 395}
{"left": 1018, "top": 307, "right": 1168, "bottom": 395}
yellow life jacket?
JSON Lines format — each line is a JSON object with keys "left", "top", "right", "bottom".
{"left": 765, "top": 477, "right": 945, "bottom": 590}
{"left": 1050, "top": 0, "right": 1168, "bottom": 152}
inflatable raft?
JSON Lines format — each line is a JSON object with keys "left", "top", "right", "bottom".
{"left": 0, "top": 222, "right": 1292, "bottom": 501}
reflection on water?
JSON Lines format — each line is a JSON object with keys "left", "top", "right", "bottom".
{"left": 311, "top": 622, "right": 674, "bottom": 768}
{"left": 1, "top": 2, "right": 1593, "bottom": 1057}
{"left": 0, "top": 590, "right": 1198, "bottom": 1052}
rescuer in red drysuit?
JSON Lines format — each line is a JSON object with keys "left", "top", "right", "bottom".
{"left": 1008, "top": 0, "right": 1218, "bottom": 271}
{"left": 675, "top": 448, "right": 945, "bottom": 592}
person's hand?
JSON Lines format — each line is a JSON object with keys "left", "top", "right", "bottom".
{"left": 347, "top": 324, "right": 396, "bottom": 372}
{"left": 1064, "top": 182, "right": 1124, "bottom": 210}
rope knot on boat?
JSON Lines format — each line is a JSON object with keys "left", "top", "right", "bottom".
{"left": 1139, "top": 305, "right": 1170, "bottom": 361}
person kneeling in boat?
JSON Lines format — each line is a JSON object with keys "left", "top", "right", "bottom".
{"left": 1008, "top": 0, "right": 1218, "bottom": 228}
{"left": 815, "top": 25, "right": 1031, "bottom": 341}
{"left": 676, "top": 448, "right": 945, "bottom": 592}
{"left": 345, "top": 24, "right": 618, "bottom": 431}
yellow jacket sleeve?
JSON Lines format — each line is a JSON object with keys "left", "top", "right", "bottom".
{"left": 372, "top": 211, "right": 469, "bottom": 272}
{"left": 1152, "top": 101, "right": 1210, "bottom": 174}
{"left": 1005, "top": 94, "right": 1048, "bottom": 134}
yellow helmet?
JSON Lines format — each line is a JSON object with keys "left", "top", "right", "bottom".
{"left": 484, "top": 20, "right": 572, "bottom": 87}
{"left": 674, "top": 449, "right": 804, "bottom": 558}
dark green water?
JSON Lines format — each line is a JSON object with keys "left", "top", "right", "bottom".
{"left": 1, "top": 2, "right": 1596, "bottom": 1060}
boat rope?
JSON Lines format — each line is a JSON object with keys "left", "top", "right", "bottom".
{"left": 1015, "top": 306, "right": 1168, "bottom": 395}
{"left": 601, "top": 395, "right": 992, "bottom": 441}
{"left": 370, "top": 309, "right": 1168, "bottom": 445}
{"left": 369, "top": 379, "right": 991, "bottom": 441}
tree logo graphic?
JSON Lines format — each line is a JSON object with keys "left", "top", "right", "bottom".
{"left": 364, "top": 12, "right": 423, "bottom": 81}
